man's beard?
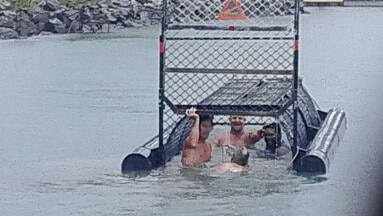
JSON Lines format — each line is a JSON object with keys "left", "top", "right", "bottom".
{"left": 231, "top": 124, "right": 243, "bottom": 132}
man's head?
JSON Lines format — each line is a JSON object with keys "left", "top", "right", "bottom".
{"left": 199, "top": 115, "right": 214, "bottom": 140}
{"left": 229, "top": 115, "right": 246, "bottom": 132}
{"left": 231, "top": 147, "right": 249, "bottom": 166}
{"left": 262, "top": 123, "right": 281, "bottom": 153}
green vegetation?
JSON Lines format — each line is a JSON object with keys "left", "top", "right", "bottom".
{"left": 10, "top": 0, "right": 34, "bottom": 9}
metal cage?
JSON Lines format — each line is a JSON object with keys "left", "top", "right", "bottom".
{"left": 158, "top": 0, "right": 300, "bottom": 157}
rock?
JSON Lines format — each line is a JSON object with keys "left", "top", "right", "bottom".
{"left": 38, "top": 31, "right": 53, "bottom": 36}
{"left": 0, "top": 0, "right": 11, "bottom": 10}
{"left": 97, "top": 0, "right": 111, "bottom": 7}
{"left": 135, "top": 0, "right": 147, "bottom": 5}
{"left": 1, "top": 10, "right": 16, "bottom": 17}
{"left": 62, "top": 9, "right": 79, "bottom": 22}
{"left": 48, "top": 17, "right": 61, "bottom": 25}
{"left": 1, "top": 0, "right": 163, "bottom": 39}
{"left": 105, "top": 12, "right": 117, "bottom": 23}
{"left": 0, "top": 10, "right": 16, "bottom": 29}
{"left": 17, "top": 20, "right": 39, "bottom": 36}
{"left": 112, "top": 0, "right": 131, "bottom": 7}
{"left": 67, "top": 19, "right": 81, "bottom": 33}
{"left": 16, "top": 10, "right": 31, "bottom": 21}
{"left": 0, "top": 27, "right": 18, "bottom": 39}
{"left": 122, "top": 19, "right": 142, "bottom": 27}
{"left": 31, "top": 12, "right": 49, "bottom": 24}
{"left": 31, "top": 12, "right": 50, "bottom": 32}
{"left": 15, "top": 10, "right": 39, "bottom": 36}
{"left": 48, "top": 18, "right": 66, "bottom": 33}
{"left": 36, "top": 0, "right": 60, "bottom": 12}
{"left": 0, "top": 17, "right": 14, "bottom": 29}
{"left": 117, "top": 7, "right": 131, "bottom": 18}
{"left": 54, "top": 9, "right": 72, "bottom": 27}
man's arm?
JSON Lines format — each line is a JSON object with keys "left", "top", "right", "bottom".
{"left": 184, "top": 108, "right": 200, "bottom": 148}
{"left": 246, "top": 129, "right": 264, "bottom": 145}
{"left": 211, "top": 132, "right": 224, "bottom": 147}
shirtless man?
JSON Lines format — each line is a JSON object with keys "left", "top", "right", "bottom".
{"left": 181, "top": 107, "right": 214, "bottom": 166}
{"left": 213, "top": 147, "right": 249, "bottom": 173}
{"left": 212, "top": 115, "right": 264, "bottom": 148}
{"left": 263, "top": 123, "right": 290, "bottom": 157}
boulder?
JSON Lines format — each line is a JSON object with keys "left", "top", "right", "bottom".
{"left": 48, "top": 18, "right": 66, "bottom": 33}
{"left": 112, "top": 0, "right": 131, "bottom": 7}
{"left": 31, "top": 11, "right": 49, "bottom": 24}
{"left": 17, "top": 20, "right": 39, "bottom": 36}
{"left": 1, "top": 10, "right": 16, "bottom": 17}
{"left": 0, "top": 0, "right": 11, "bottom": 10}
{"left": 54, "top": 9, "right": 72, "bottom": 27}
{"left": 62, "top": 9, "right": 79, "bottom": 22}
{"left": 97, "top": 0, "right": 112, "bottom": 8}
{"left": 31, "top": 12, "right": 50, "bottom": 32}
{"left": 38, "top": 30, "right": 53, "bottom": 36}
{"left": 105, "top": 12, "right": 117, "bottom": 23}
{"left": 15, "top": 10, "right": 39, "bottom": 36}
{"left": 67, "top": 19, "right": 81, "bottom": 33}
{"left": 0, "top": 10, "right": 16, "bottom": 29}
{"left": 116, "top": 7, "right": 131, "bottom": 18}
{"left": 122, "top": 19, "right": 142, "bottom": 27}
{"left": 36, "top": 0, "right": 60, "bottom": 12}
{"left": 0, "top": 27, "right": 18, "bottom": 39}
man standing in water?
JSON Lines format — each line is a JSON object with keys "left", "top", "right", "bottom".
{"left": 212, "top": 115, "right": 264, "bottom": 148}
{"left": 262, "top": 123, "right": 290, "bottom": 157}
{"left": 212, "top": 116, "right": 290, "bottom": 157}
{"left": 181, "top": 107, "right": 214, "bottom": 166}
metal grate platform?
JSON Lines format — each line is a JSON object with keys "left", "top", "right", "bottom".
{"left": 172, "top": 78, "right": 293, "bottom": 116}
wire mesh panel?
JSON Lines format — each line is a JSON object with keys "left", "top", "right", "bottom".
{"left": 160, "top": 0, "right": 298, "bottom": 140}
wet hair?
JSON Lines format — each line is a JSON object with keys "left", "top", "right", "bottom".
{"left": 263, "top": 122, "right": 282, "bottom": 153}
{"left": 263, "top": 122, "right": 278, "bottom": 131}
{"left": 199, "top": 114, "right": 214, "bottom": 125}
{"left": 231, "top": 148, "right": 249, "bottom": 166}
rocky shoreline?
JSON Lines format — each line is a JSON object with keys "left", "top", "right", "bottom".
{"left": 0, "top": 0, "right": 162, "bottom": 39}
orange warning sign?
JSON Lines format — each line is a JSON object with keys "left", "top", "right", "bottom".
{"left": 218, "top": 0, "right": 246, "bottom": 20}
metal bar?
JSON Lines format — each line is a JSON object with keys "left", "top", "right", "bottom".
{"left": 163, "top": 96, "right": 178, "bottom": 114}
{"left": 278, "top": 98, "right": 294, "bottom": 116}
{"left": 165, "top": 68, "right": 294, "bottom": 75}
{"left": 214, "top": 122, "right": 271, "bottom": 126}
{"left": 292, "top": 0, "right": 301, "bottom": 161}
{"left": 175, "top": 104, "right": 280, "bottom": 112}
{"left": 166, "top": 37, "right": 294, "bottom": 41}
{"left": 158, "top": 0, "right": 168, "bottom": 165}
{"left": 168, "top": 24, "right": 288, "bottom": 31}
{"left": 174, "top": 108, "right": 279, "bottom": 117}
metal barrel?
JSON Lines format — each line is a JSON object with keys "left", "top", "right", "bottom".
{"left": 296, "top": 108, "right": 347, "bottom": 174}
{"left": 121, "top": 117, "right": 192, "bottom": 174}
{"left": 121, "top": 138, "right": 161, "bottom": 174}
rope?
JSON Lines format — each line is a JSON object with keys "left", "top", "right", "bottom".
{"left": 286, "top": 146, "right": 307, "bottom": 170}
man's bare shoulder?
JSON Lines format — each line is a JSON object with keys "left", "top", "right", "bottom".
{"left": 210, "top": 131, "right": 228, "bottom": 145}
{"left": 213, "top": 162, "right": 248, "bottom": 173}
{"left": 214, "top": 131, "right": 228, "bottom": 138}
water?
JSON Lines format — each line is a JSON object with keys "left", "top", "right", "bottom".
{"left": 1, "top": 7, "right": 382, "bottom": 216}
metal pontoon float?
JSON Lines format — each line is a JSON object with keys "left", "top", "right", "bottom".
{"left": 121, "top": 0, "right": 346, "bottom": 174}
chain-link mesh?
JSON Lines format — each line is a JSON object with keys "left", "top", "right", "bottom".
{"left": 167, "top": 0, "right": 295, "bottom": 26}
{"left": 161, "top": 0, "right": 297, "bottom": 146}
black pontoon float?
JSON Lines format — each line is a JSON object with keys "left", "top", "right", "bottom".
{"left": 121, "top": 0, "right": 346, "bottom": 174}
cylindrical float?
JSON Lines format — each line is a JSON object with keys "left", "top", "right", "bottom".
{"left": 296, "top": 109, "right": 347, "bottom": 173}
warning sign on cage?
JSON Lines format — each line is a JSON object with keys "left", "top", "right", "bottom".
{"left": 218, "top": 0, "right": 246, "bottom": 20}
